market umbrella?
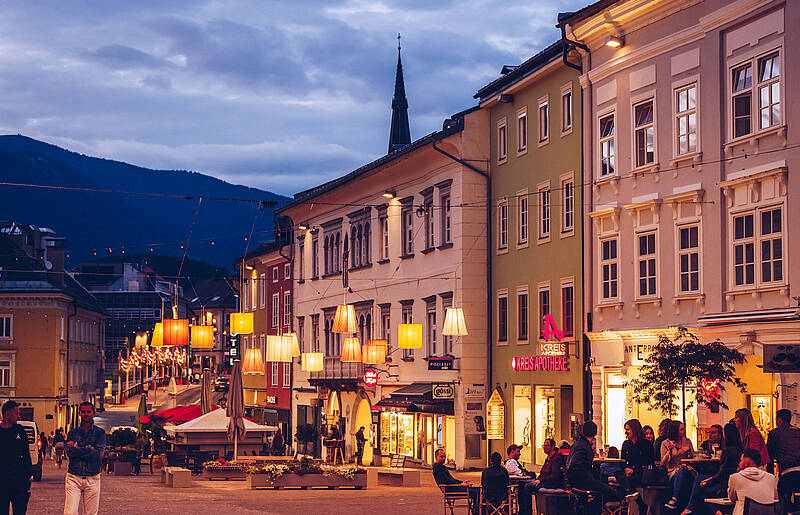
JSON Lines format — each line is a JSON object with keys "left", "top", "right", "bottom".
{"left": 226, "top": 361, "right": 246, "bottom": 460}
{"left": 135, "top": 393, "right": 148, "bottom": 436}
{"left": 200, "top": 369, "right": 212, "bottom": 415}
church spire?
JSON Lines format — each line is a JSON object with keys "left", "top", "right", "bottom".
{"left": 388, "top": 33, "right": 411, "bottom": 154}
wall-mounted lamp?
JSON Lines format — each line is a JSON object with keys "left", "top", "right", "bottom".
{"left": 297, "top": 223, "right": 308, "bottom": 231}
{"left": 245, "top": 264, "right": 254, "bottom": 270}
{"left": 605, "top": 35, "right": 624, "bottom": 48}
{"left": 382, "top": 190, "right": 396, "bottom": 199}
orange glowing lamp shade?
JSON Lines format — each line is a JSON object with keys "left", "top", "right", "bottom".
{"left": 242, "top": 346, "right": 265, "bottom": 375}
{"left": 150, "top": 323, "right": 164, "bottom": 347}
{"left": 362, "top": 339, "right": 388, "bottom": 364}
{"left": 340, "top": 336, "right": 362, "bottom": 362}
{"left": 301, "top": 352, "right": 324, "bottom": 372}
{"left": 162, "top": 319, "right": 189, "bottom": 347}
{"left": 398, "top": 324, "right": 423, "bottom": 349}
{"left": 190, "top": 325, "right": 214, "bottom": 349}
{"left": 230, "top": 312, "right": 254, "bottom": 335}
{"left": 283, "top": 332, "right": 301, "bottom": 358}
{"left": 442, "top": 307, "right": 468, "bottom": 336}
{"left": 332, "top": 304, "right": 358, "bottom": 333}
{"left": 265, "top": 334, "right": 293, "bottom": 363}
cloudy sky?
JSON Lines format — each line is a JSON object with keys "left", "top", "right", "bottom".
{"left": 0, "top": 0, "right": 584, "bottom": 196}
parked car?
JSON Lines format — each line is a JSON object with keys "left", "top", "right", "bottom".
{"left": 214, "top": 376, "right": 229, "bottom": 392}
{"left": 18, "top": 420, "right": 42, "bottom": 481}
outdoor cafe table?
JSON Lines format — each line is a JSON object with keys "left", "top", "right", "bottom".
{"left": 704, "top": 497, "right": 734, "bottom": 514}
{"left": 682, "top": 457, "right": 721, "bottom": 475}
{"left": 592, "top": 458, "right": 624, "bottom": 477}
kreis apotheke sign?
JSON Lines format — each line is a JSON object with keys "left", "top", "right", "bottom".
{"left": 511, "top": 355, "right": 570, "bottom": 371}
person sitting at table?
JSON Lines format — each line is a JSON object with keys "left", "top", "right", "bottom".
{"left": 734, "top": 409, "right": 769, "bottom": 468}
{"left": 727, "top": 448, "right": 778, "bottom": 515}
{"left": 567, "top": 421, "right": 623, "bottom": 504}
{"left": 433, "top": 448, "right": 480, "bottom": 515}
{"left": 699, "top": 424, "right": 724, "bottom": 457}
{"left": 533, "top": 438, "right": 565, "bottom": 490}
{"left": 505, "top": 444, "right": 532, "bottom": 477}
{"left": 655, "top": 419, "right": 672, "bottom": 463}
{"left": 482, "top": 452, "right": 511, "bottom": 507}
{"left": 663, "top": 420, "right": 695, "bottom": 510}
{"left": 681, "top": 422, "right": 743, "bottom": 515}
{"left": 615, "top": 418, "right": 652, "bottom": 500}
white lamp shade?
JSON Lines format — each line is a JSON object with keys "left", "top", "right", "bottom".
{"left": 398, "top": 324, "right": 423, "bottom": 349}
{"left": 283, "top": 332, "right": 301, "bottom": 357}
{"left": 301, "top": 352, "right": 324, "bottom": 372}
{"left": 340, "top": 336, "right": 362, "bottom": 362}
{"left": 442, "top": 307, "right": 468, "bottom": 336}
{"left": 265, "top": 334, "right": 293, "bottom": 362}
{"left": 242, "top": 346, "right": 265, "bottom": 375}
{"left": 332, "top": 304, "right": 358, "bottom": 333}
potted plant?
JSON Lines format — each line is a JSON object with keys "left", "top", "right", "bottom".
{"left": 295, "top": 423, "right": 319, "bottom": 456}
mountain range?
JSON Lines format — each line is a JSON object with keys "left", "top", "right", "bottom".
{"left": 0, "top": 135, "right": 289, "bottom": 269}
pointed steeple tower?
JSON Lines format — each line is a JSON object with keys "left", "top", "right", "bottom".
{"left": 388, "top": 33, "right": 411, "bottom": 154}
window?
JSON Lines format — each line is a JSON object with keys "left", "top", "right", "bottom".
{"left": 381, "top": 307, "right": 391, "bottom": 357}
{"left": 498, "top": 118, "right": 507, "bottom": 161}
{"left": 634, "top": 99, "right": 655, "bottom": 167}
{"left": 442, "top": 296, "right": 453, "bottom": 355}
{"left": 561, "top": 283, "right": 574, "bottom": 338}
{"left": 518, "top": 193, "right": 528, "bottom": 244}
{"left": 760, "top": 208, "right": 783, "bottom": 283}
{"left": 638, "top": 233, "right": 657, "bottom": 297}
{"left": 0, "top": 315, "right": 10, "bottom": 338}
{"left": 283, "top": 362, "right": 291, "bottom": 388}
{"left": 601, "top": 238, "right": 619, "bottom": 300}
{"left": 259, "top": 273, "right": 266, "bottom": 308}
{"left": 424, "top": 199, "right": 434, "bottom": 249}
{"left": 561, "top": 88, "right": 572, "bottom": 131}
{"left": 758, "top": 53, "right": 780, "bottom": 129}
{"left": 562, "top": 177, "right": 574, "bottom": 233}
{"left": 297, "top": 318, "right": 305, "bottom": 353}
{"left": 402, "top": 305, "right": 414, "bottom": 360}
{"left": 732, "top": 63, "right": 753, "bottom": 138}
{"left": 0, "top": 360, "right": 10, "bottom": 387}
{"left": 283, "top": 291, "right": 291, "bottom": 327}
{"left": 733, "top": 213, "right": 755, "bottom": 286}
{"left": 517, "top": 289, "right": 528, "bottom": 341}
{"left": 441, "top": 194, "right": 452, "bottom": 244}
{"left": 497, "top": 293, "right": 508, "bottom": 343}
{"left": 311, "top": 315, "right": 320, "bottom": 352}
{"left": 426, "top": 305, "right": 437, "bottom": 357}
{"left": 538, "top": 187, "right": 550, "bottom": 239}
{"left": 284, "top": 263, "right": 290, "bottom": 280}
{"left": 599, "top": 114, "right": 615, "bottom": 176}
{"left": 250, "top": 277, "right": 257, "bottom": 311}
{"left": 272, "top": 267, "right": 279, "bottom": 282}
{"left": 311, "top": 236, "right": 319, "bottom": 278}
{"left": 298, "top": 241, "right": 304, "bottom": 281}
{"left": 379, "top": 213, "right": 389, "bottom": 260}
{"left": 497, "top": 200, "right": 508, "bottom": 250}
{"left": 402, "top": 203, "right": 414, "bottom": 256}
{"left": 678, "top": 225, "right": 700, "bottom": 293}
{"left": 517, "top": 109, "right": 527, "bottom": 152}
{"left": 538, "top": 286, "right": 550, "bottom": 339}
{"left": 271, "top": 293, "right": 280, "bottom": 328}
{"left": 675, "top": 84, "right": 697, "bottom": 155}
{"left": 271, "top": 362, "right": 279, "bottom": 387}
{"left": 538, "top": 99, "right": 549, "bottom": 143}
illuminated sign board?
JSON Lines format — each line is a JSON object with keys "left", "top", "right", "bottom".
{"left": 265, "top": 395, "right": 278, "bottom": 404}
{"left": 363, "top": 370, "right": 378, "bottom": 386}
{"left": 486, "top": 389, "right": 505, "bottom": 440}
{"left": 539, "top": 342, "right": 567, "bottom": 356}
{"left": 511, "top": 355, "right": 570, "bottom": 371}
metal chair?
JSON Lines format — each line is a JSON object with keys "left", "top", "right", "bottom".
{"left": 479, "top": 484, "right": 518, "bottom": 515}
{"left": 439, "top": 483, "right": 474, "bottom": 515}
{"left": 742, "top": 497, "right": 780, "bottom": 515}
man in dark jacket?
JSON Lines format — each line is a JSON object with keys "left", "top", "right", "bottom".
{"left": 481, "top": 452, "right": 510, "bottom": 505}
{"left": 64, "top": 401, "right": 106, "bottom": 515}
{"left": 433, "top": 448, "right": 479, "bottom": 515}
{"left": 535, "top": 438, "right": 565, "bottom": 489}
{"left": 767, "top": 409, "right": 800, "bottom": 506}
{"left": 567, "top": 420, "right": 621, "bottom": 503}
{"left": 354, "top": 426, "right": 367, "bottom": 466}
{"left": 0, "top": 400, "right": 32, "bottom": 515}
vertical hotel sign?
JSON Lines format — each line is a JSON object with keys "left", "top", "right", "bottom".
{"left": 486, "top": 389, "right": 505, "bottom": 440}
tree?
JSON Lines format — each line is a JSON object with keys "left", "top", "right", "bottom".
{"left": 629, "top": 328, "right": 748, "bottom": 425}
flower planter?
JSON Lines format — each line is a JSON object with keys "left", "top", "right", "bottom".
{"left": 248, "top": 472, "right": 367, "bottom": 490}
{"left": 204, "top": 468, "right": 247, "bottom": 481}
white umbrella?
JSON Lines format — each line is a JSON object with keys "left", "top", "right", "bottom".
{"left": 226, "top": 361, "right": 246, "bottom": 460}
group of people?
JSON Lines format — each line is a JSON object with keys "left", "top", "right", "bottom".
{"left": 1, "top": 399, "right": 106, "bottom": 515}
{"left": 38, "top": 427, "right": 67, "bottom": 462}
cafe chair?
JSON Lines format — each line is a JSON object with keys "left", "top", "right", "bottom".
{"left": 742, "top": 497, "right": 779, "bottom": 515}
{"left": 438, "top": 483, "right": 473, "bottom": 515}
{"left": 479, "top": 484, "right": 519, "bottom": 515}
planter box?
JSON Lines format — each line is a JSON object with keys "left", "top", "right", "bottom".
{"left": 204, "top": 468, "right": 247, "bottom": 481}
{"left": 248, "top": 472, "right": 367, "bottom": 490}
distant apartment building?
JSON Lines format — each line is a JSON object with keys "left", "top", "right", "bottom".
{"left": 560, "top": 0, "right": 800, "bottom": 447}
{"left": 0, "top": 222, "right": 105, "bottom": 433}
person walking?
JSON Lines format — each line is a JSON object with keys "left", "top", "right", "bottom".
{"left": 0, "top": 400, "right": 32, "bottom": 515}
{"left": 64, "top": 401, "right": 106, "bottom": 515}
{"left": 354, "top": 426, "right": 367, "bottom": 466}
{"left": 48, "top": 432, "right": 55, "bottom": 460}
{"left": 38, "top": 432, "right": 48, "bottom": 464}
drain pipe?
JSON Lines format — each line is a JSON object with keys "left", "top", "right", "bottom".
{"left": 66, "top": 300, "right": 78, "bottom": 430}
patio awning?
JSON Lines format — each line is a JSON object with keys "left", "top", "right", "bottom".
{"left": 389, "top": 382, "right": 432, "bottom": 398}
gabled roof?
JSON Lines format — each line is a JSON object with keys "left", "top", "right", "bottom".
{"left": 169, "top": 408, "right": 276, "bottom": 433}
{"left": 188, "top": 277, "right": 236, "bottom": 309}
{"left": 556, "top": 0, "right": 621, "bottom": 28}
{"left": 474, "top": 40, "right": 564, "bottom": 101}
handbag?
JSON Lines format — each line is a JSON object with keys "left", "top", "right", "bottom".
{"left": 641, "top": 465, "right": 669, "bottom": 486}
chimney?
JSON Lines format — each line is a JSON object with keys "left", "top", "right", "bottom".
{"left": 43, "top": 236, "right": 66, "bottom": 274}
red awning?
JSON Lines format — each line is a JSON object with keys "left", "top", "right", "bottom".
{"left": 137, "top": 404, "right": 218, "bottom": 424}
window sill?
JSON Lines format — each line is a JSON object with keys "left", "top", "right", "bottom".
{"left": 310, "top": 276, "right": 319, "bottom": 281}
{"left": 498, "top": 157, "right": 508, "bottom": 165}
{"left": 517, "top": 147, "right": 528, "bottom": 157}
{"left": 349, "top": 263, "right": 372, "bottom": 272}
{"left": 401, "top": 357, "right": 415, "bottom": 362}
{"left": 516, "top": 240, "right": 529, "bottom": 250}
{"left": 516, "top": 339, "right": 530, "bottom": 345}
{"left": 496, "top": 340, "right": 509, "bottom": 346}
{"left": 377, "top": 258, "right": 390, "bottom": 265}
{"left": 421, "top": 247, "right": 435, "bottom": 255}
{"left": 321, "top": 272, "right": 342, "bottom": 279}
{"left": 594, "top": 300, "right": 623, "bottom": 311}
{"left": 400, "top": 253, "right": 415, "bottom": 260}
{"left": 594, "top": 175, "right": 620, "bottom": 195}
{"left": 437, "top": 242, "right": 454, "bottom": 250}
{"left": 537, "top": 138, "right": 550, "bottom": 148}
{"left": 631, "top": 163, "right": 659, "bottom": 176}
{"left": 297, "top": 279, "right": 305, "bottom": 284}
{"left": 724, "top": 125, "right": 787, "bottom": 155}
{"left": 560, "top": 229, "right": 575, "bottom": 239}
{"left": 633, "top": 297, "right": 662, "bottom": 305}
{"left": 561, "top": 126, "right": 573, "bottom": 137}
{"left": 537, "top": 236, "right": 551, "bottom": 245}
{"left": 497, "top": 247, "right": 509, "bottom": 255}
{"left": 725, "top": 284, "right": 788, "bottom": 296}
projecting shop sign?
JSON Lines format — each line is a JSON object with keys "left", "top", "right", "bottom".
{"left": 432, "top": 384, "right": 454, "bottom": 400}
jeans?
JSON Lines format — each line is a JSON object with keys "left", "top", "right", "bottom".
{"left": 0, "top": 489, "right": 30, "bottom": 515}
{"left": 685, "top": 473, "right": 721, "bottom": 513}
{"left": 670, "top": 468, "right": 695, "bottom": 507}
{"left": 64, "top": 473, "right": 101, "bottom": 515}
{"left": 778, "top": 471, "right": 800, "bottom": 510}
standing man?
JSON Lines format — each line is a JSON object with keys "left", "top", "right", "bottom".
{"left": 64, "top": 401, "right": 106, "bottom": 515}
{"left": 767, "top": 409, "right": 800, "bottom": 508}
{"left": 354, "top": 426, "right": 367, "bottom": 466}
{"left": 0, "top": 400, "right": 32, "bottom": 515}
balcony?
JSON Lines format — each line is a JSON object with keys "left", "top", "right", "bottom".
{"left": 308, "top": 357, "right": 363, "bottom": 388}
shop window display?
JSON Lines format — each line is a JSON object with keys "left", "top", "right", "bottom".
{"left": 534, "top": 386, "right": 556, "bottom": 463}
{"left": 514, "top": 385, "right": 532, "bottom": 464}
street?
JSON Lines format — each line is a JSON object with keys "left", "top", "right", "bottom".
{"left": 28, "top": 459, "right": 465, "bottom": 514}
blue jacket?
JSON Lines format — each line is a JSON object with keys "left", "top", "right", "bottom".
{"left": 66, "top": 424, "right": 106, "bottom": 477}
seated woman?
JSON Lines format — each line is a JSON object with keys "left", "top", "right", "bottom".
{"left": 681, "top": 423, "right": 743, "bottom": 515}
{"left": 616, "top": 419, "right": 653, "bottom": 497}
{"left": 662, "top": 420, "right": 695, "bottom": 510}
{"left": 481, "top": 452, "right": 511, "bottom": 507}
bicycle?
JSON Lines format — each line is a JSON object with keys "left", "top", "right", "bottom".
{"left": 55, "top": 443, "right": 65, "bottom": 469}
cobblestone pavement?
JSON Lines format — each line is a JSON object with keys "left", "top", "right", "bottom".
{"left": 28, "top": 460, "right": 481, "bottom": 514}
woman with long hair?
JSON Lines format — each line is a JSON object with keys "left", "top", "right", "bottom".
{"left": 662, "top": 421, "right": 695, "bottom": 510}
{"left": 734, "top": 409, "right": 769, "bottom": 467}
{"left": 643, "top": 425, "right": 655, "bottom": 442}
{"left": 681, "top": 423, "right": 744, "bottom": 515}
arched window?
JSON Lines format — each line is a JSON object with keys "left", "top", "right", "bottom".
{"left": 358, "top": 314, "right": 365, "bottom": 343}
{"left": 350, "top": 227, "right": 357, "bottom": 268}
{"left": 334, "top": 232, "right": 341, "bottom": 272}
{"left": 366, "top": 313, "right": 372, "bottom": 340}
{"left": 324, "top": 319, "right": 331, "bottom": 355}
{"left": 356, "top": 225, "right": 363, "bottom": 267}
{"left": 323, "top": 236, "right": 329, "bottom": 274}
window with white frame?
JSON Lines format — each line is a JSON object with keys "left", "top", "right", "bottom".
{"left": 678, "top": 225, "right": 700, "bottom": 293}
{"left": 442, "top": 296, "right": 453, "bottom": 355}
{"left": 272, "top": 267, "right": 279, "bottom": 282}
{"left": 732, "top": 62, "right": 753, "bottom": 138}
{"left": 284, "top": 263, "right": 290, "bottom": 280}
{"left": 637, "top": 232, "right": 657, "bottom": 297}
{"left": 311, "top": 236, "right": 319, "bottom": 278}
{"left": 271, "top": 362, "right": 278, "bottom": 387}
{"left": 379, "top": 212, "right": 389, "bottom": 260}
{"left": 758, "top": 52, "right": 781, "bottom": 130}
{"left": 517, "top": 109, "right": 527, "bottom": 152}
{"left": 283, "top": 291, "right": 291, "bottom": 327}
{"left": 402, "top": 202, "right": 414, "bottom": 256}
{"left": 517, "top": 288, "right": 528, "bottom": 341}
{"left": 634, "top": 99, "right": 655, "bottom": 168}
{"left": 561, "top": 177, "right": 574, "bottom": 233}
{"left": 760, "top": 207, "right": 783, "bottom": 283}
{"left": 250, "top": 277, "right": 257, "bottom": 311}
{"left": 271, "top": 293, "right": 280, "bottom": 328}
{"left": 561, "top": 282, "right": 574, "bottom": 338}
{"left": 311, "top": 315, "right": 320, "bottom": 352}
{"left": 426, "top": 303, "right": 437, "bottom": 357}
{"left": 441, "top": 194, "right": 452, "bottom": 244}
{"left": 601, "top": 238, "right": 619, "bottom": 300}
{"left": 497, "top": 200, "right": 508, "bottom": 250}
{"left": 538, "top": 186, "right": 550, "bottom": 239}
{"left": 498, "top": 119, "right": 507, "bottom": 161}
{"left": 562, "top": 87, "right": 572, "bottom": 132}
{"left": 599, "top": 114, "right": 615, "bottom": 177}
{"left": 259, "top": 273, "right": 266, "bottom": 308}
{"left": 0, "top": 359, "right": 11, "bottom": 387}
{"left": 675, "top": 84, "right": 697, "bottom": 155}
{"left": 283, "top": 362, "right": 290, "bottom": 388}
{"left": 402, "top": 304, "right": 414, "bottom": 359}
{"left": 0, "top": 315, "right": 10, "bottom": 338}
{"left": 424, "top": 197, "right": 434, "bottom": 250}
{"left": 497, "top": 292, "right": 508, "bottom": 343}
{"left": 538, "top": 99, "right": 549, "bottom": 142}
{"left": 298, "top": 241, "right": 304, "bottom": 281}
{"left": 518, "top": 193, "right": 528, "bottom": 244}
{"left": 381, "top": 307, "right": 391, "bottom": 357}
{"left": 537, "top": 285, "right": 550, "bottom": 340}
{"left": 733, "top": 212, "right": 755, "bottom": 286}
